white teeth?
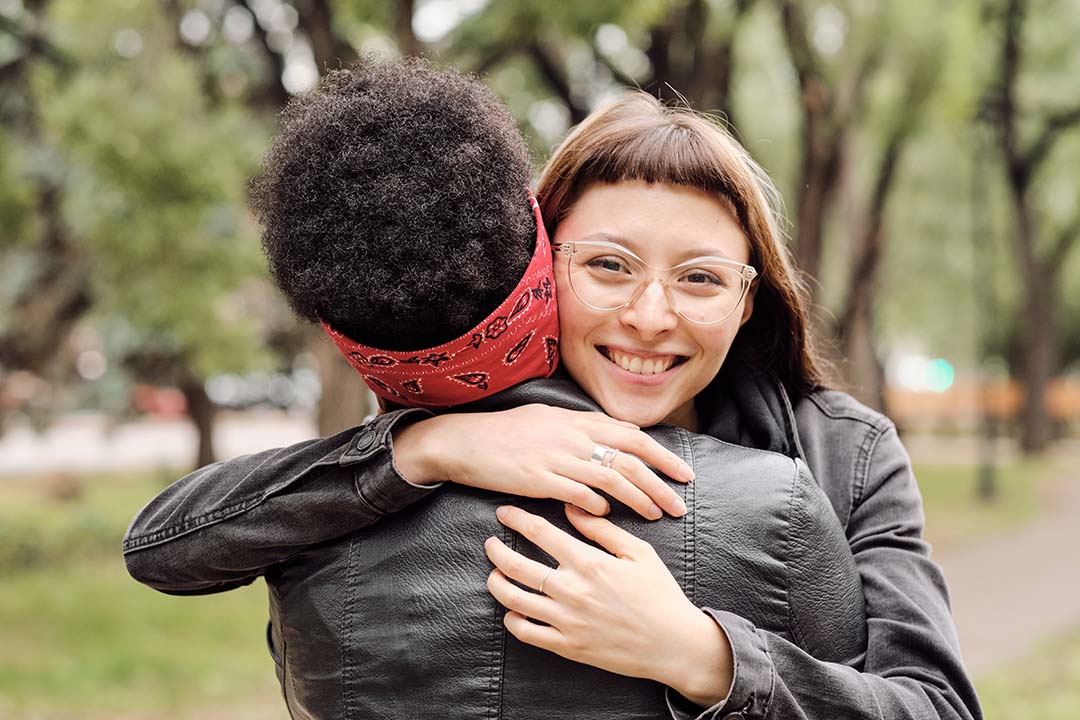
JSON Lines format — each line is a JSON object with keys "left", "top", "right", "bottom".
{"left": 604, "top": 349, "right": 677, "bottom": 375}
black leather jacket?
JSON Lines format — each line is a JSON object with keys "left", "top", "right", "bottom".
{"left": 124, "top": 364, "right": 980, "bottom": 720}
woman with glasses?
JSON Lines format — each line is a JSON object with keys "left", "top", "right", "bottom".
{"left": 126, "top": 74, "right": 979, "bottom": 720}
{"left": 386, "top": 94, "right": 979, "bottom": 719}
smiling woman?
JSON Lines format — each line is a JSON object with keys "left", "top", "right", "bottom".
{"left": 551, "top": 181, "right": 756, "bottom": 429}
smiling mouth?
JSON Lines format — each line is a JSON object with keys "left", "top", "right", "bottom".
{"left": 597, "top": 346, "right": 689, "bottom": 375}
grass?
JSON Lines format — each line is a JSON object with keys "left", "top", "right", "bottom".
{"left": 976, "top": 623, "right": 1080, "bottom": 719}
{"left": 913, "top": 458, "right": 1050, "bottom": 549}
{"left": 0, "top": 456, "right": 1069, "bottom": 718}
{"left": 0, "top": 472, "right": 288, "bottom": 720}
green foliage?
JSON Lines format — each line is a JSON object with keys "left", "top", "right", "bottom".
{"left": 0, "top": 130, "right": 35, "bottom": 251}
{"left": 17, "top": 0, "right": 277, "bottom": 382}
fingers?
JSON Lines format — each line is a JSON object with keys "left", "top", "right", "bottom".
{"left": 609, "top": 453, "right": 687, "bottom": 518}
{"left": 564, "top": 504, "right": 651, "bottom": 560}
{"left": 502, "top": 610, "right": 566, "bottom": 654}
{"left": 495, "top": 505, "right": 599, "bottom": 566}
{"left": 562, "top": 459, "right": 665, "bottom": 520}
{"left": 543, "top": 474, "right": 611, "bottom": 516}
{"left": 486, "top": 568, "right": 562, "bottom": 625}
{"left": 593, "top": 425, "right": 695, "bottom": 484}
{"left": 484, "top": 535, "right": 559, "bottom": 593}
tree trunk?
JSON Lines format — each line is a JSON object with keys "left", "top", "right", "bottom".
{"left": 1010, "top": 192, "right": 1055, "bottom": 453}
{"left": 179, "top": 376, "right": 216, "bottom": 468}
{"left": 793, "top": 119, "right": 840, "bottom": 293}
{"left": 396, "top": 0, "right": 418, "bottom": 57}
{"left": 309, "top": 329, "right": 374, "bottom": 436}
{"left": 840, "top": 298, "right": 887, "bottom": 412}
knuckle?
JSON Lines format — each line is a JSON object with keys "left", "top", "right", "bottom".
{"left": 579, "top": 555, "right": 606, "bottom": 576}
{"left": 524, "top": 517, "right": 547, "bottom": 537}
{"left": 504, "top": 557, "right": 526, "bottom": 577}
{"left": 635, "top": 538, "right": 658, "bottom": 558}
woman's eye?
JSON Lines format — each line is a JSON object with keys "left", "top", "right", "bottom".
{"left": 682, "top": 270, "right": 724, "bottom": 286}
{"left": 585, "top": 256, "right": 630, "bottom": 274}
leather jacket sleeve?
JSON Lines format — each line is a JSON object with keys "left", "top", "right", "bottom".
{"left": 666, "top": 424, "right": 981, "bottom": 720}
{"left": 123, "top": 407, "right": 437, "bottom": 595}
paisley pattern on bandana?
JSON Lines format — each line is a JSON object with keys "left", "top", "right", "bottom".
{"left": 322, "top": 192, "right": 559, "bottom": 408}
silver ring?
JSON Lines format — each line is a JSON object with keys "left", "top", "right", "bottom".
{"left": 601, "top": 448, "right": 620, "bottom": 469}
{"left": 538, "top": 567, "right": 554, "bottom": 595}
{"left": 589, "top": 444, "right": 612, "bottom": 464}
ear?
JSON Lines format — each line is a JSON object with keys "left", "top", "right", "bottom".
{"left": 738, "top": 281, "right": 758, "bottom": 328}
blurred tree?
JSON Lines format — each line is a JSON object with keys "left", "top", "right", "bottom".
{"left": 0, "top": 0, "right": 91, "bottom": 409}
{"left": 1, "top": 0, "right": 275, "bottom": 466}
{"left": 984, "top": 0, "right": 1080, "bottom": 452}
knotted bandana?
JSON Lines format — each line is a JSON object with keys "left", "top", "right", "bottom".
{"left": 322, "top": 193, "right": 559, "bottom": 408}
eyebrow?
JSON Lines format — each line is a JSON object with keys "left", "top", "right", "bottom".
{"left": 579, "top": 232, "right": 738, "bottom": 262}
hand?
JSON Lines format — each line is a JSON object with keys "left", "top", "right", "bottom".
{"left": 393, "top": 405, "right": 694, "bottom": 520}
{"left": 484, "top": 504, "right": 733, "bottom": 706}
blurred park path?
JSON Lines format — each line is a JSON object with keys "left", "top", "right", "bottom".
{"left": 929, "top": 444, "right": 1080, "bottom": 677}
{"left": 0, "top": 411, "right": 317, "bottom": 477}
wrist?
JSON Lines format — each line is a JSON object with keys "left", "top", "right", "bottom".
{"left": 662, "top": 607, "right": 734, "bottom": 708}
{"left": 390, "top": 416, "right": 451, "bottom": 486}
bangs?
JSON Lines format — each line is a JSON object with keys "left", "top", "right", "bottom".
{"left": 543, "top": 104, "right": 755, "bottom": 244}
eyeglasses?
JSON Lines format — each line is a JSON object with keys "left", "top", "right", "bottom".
{"left": 552, "top": 240, "right": 757, "bottom": 325}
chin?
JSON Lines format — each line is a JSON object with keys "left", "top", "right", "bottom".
{"left": 596, "top": 396, "right": 672, "bottom": 428}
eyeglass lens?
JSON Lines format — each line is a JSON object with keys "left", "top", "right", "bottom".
{"left": 566, "top": 246, "right": 748, "bottom": 324}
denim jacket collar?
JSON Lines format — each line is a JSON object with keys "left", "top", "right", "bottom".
{"left": 696, "top": 355, "right": 807, "bottom": 463}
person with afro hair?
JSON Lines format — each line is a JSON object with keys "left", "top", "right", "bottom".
{"left": 251, "top": 53, "right": 536, "bottom": 351}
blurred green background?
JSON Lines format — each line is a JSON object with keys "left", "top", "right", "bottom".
{"left": 2, "top": 0, "right": 1079, "bottom": 717}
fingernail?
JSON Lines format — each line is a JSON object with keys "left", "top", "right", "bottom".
{"left": 673, "top": 497, "right": 687, "bottom": 516}
{"left": 649, "top": 503, "right": 663, "bottom": 520}
{"left": 678, "top": 464, "right": 695, "bottom": 482}
{"left": 496, "top": 506, "right": 510, "bottom": 521}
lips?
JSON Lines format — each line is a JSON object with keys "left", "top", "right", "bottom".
{"left": 597, "top": 346, "right": 688, "bottom": 375}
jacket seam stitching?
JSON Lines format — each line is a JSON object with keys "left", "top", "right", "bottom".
{"left": 681, "top": 428, "right": 696, "bottom": 605}
{"left": 783, "top": 461, "right": 807, "bottom": 650}
{"left": 759, "top": 631, "right": 777, "bottom": 719}
{"left": 852, "top": 426, "right": 887, "bottom": 509}
{"left": 491, "top": 516, "right": 510, "bottom": 719}
{"left": 122, "top": 497, "right": 264, "bottom": 551}
{"left": 341, "top": 534, "right": 360, "bottom": 719}
{"left": 805, "top": 391, "right": 891, "bottom": 430}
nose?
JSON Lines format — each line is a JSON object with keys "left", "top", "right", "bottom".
{"left": 619, "top": 280, "right": 679, "bottom": 340}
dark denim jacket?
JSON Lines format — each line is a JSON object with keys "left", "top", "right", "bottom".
{"left": 124, "top": 364, "right": 981, "bottom": 720}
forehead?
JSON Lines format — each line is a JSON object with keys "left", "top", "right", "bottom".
{"left": 558, "top": 181, "right": 750, "bottom": 264}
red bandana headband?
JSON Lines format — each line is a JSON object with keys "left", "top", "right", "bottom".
{"left": 322, "top": 192, "right": 559, "bottom": 408}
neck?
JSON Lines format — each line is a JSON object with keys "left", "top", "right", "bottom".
{"left": 663, "top": 401, "right": 699, "bottom": 433}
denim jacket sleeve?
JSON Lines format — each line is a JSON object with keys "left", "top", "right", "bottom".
{"left": 123, "top": 407, "right": 437, "bottom": 595}
{"left": 666, "top": 424, "right": 982, "bottom": 720}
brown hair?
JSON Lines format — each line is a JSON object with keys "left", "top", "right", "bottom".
{"left": 536, "top": 91, "right": 829, "bottom": 395}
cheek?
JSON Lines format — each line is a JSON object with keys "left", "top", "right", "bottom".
{"left": 693, "top": 324, "right": 740, "bottom": 371}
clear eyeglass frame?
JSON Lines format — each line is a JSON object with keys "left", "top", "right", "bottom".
{"left": 552, "top": 240, "right": 759, "bottom": 326}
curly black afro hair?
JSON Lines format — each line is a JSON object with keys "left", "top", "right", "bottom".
{"left": 251, "top": 54, "right": 535, "bottom": 350}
